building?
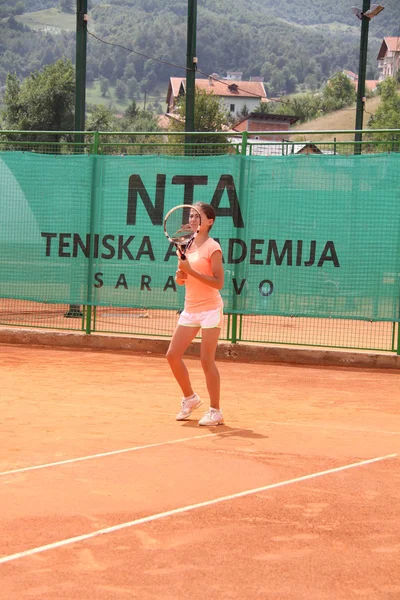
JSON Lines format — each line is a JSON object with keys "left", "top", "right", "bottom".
{"left": 377, "top": 37, "right": 400, "bottom": 80}
{"left": 342, "top": 69, "right": 358, "bottom": 82}
{"left": 232, "top": 112, "right": 299, "bottom": 140}
{"left": 166, "top": 77, "right": 267, "bottom": 117}
{"left": 330, "top": 70, "right": 378, "bottom": 93}
{"left": 293, "top": 143, "right": 333, "bottom": 155}
{"left": 225, "top": 71, "right": 243, "bottom": 81}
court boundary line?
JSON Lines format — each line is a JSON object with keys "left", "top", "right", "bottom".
{"left": 262, "top": 421, "right": 400, "bottom": 436}
{"left": 0, "top": 430, "right": 242, "bottom": 477}
{"left": 2, "top": 419, "right": 398, "bottom": 478}
{"left": 0, "top": 453, "right": 397, "bottom": 565}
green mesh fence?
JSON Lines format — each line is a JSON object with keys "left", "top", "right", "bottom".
{"left": 0, "top": 150, "right": 399, "bottom": 324}
{"left": 0, "top": 129, "right": 400, "bottom": 354}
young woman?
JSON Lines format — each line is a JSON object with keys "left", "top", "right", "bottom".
{"left": 166, "top": 202, "right": 225, "bottom": 426}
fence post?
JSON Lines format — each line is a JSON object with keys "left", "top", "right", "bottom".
{"left": 241, "top": 130, "right": 248, "bottom": 156}
{"left": 85, "top": 131, "right": 100, "bottom": 335}
{"left": 229, "top": 132, "right": 249, "bottom": 344}
{"left": 397, "top": 319, "right": 400, "bottom": 355}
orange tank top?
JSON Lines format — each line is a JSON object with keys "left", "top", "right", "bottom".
{"left": 184, "top": 237, "right": 223, "bottom": 312}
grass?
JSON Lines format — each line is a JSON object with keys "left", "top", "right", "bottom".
{"left": 86, "top": 80, "right": 166, "bottom": 116}
{"left": 290, "top": 95, "right": 383, "bottom": 142}
{"left": 16, "top": 8, "right": 75, "bottom": 32}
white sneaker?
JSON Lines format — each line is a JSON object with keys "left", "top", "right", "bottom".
{"left": 176, "top": 393, "right": 202, "bottom": 421}
{"left": 198, "top": 408, "right": 224, "bottom": 426}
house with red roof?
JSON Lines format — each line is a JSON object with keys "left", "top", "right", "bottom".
{"left": 166, "top": 77, "right": 268, "bottom": 117}
{"left": 330, "top": 70, "right": 379, "bottom": 93}
{"left": 377, "top": 37, "right": 400, "bottom": 80}
{"left": 232, "top": 112, "right": 299, "bottom": 140}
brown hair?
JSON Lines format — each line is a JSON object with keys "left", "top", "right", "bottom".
{"left": 194, "top": 202, "right": 216, "bottom": 230}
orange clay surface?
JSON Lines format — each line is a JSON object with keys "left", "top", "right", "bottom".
{"left": 1, "top": 343, "right": 400, "bottom": 600}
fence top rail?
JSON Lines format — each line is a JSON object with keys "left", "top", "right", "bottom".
{"left": 1, "top": 128, "right": 400, "bottom": 137}
{"left": 262, "top": 128, "right": 400, "bottom": 136}
{"left": 246, "top": 139, "right": 397, "bottom": 145}
{"left": 97, "top": 128, "right": 400, "bottom": 136}
{"left": 0, "top": 130, "right": 97, "bottom": 136}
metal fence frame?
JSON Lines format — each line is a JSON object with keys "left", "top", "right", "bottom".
{"left": 0, "top": 128, "right": 399, "bottom": 354}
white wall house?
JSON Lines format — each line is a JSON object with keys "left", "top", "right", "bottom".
{"left": 377, "top": 37, "right": 400, "bottom": 80}
{"left": 166, "top": 77, "right": 268, "bottom": 118}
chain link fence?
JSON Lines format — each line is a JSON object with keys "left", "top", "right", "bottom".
{"left": 0, "top": 129, "right": 399, "bottom": 353}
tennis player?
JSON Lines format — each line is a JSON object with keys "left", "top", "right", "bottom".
{"left": 166, "top": 202, "right": 225, "bottom": 426}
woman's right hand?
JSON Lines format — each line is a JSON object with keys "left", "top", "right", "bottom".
{"left": 175, "top": 269, "right": 187, "bottom": 284}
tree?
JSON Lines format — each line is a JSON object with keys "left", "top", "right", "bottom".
{"left": 7, "top": 15, "right": 24, "bottom": 30}
{"left": 1, "top": 59, "right": 75, "bottom": 145}
{"left": 124, "top": 111, "right": 161, "bottom": 132}
{"left": 1, "top": 73, "right": 22, "bottom": 127}
{"left": 368, "top": 77, "right": 400, "bottom": 149}
{"left": 173, "top": 88, "right": 229, "bottom": 133}
{"left": 86, "top": 105, "right": 116, "bottom": 131}
{"left": 322, "top": 72, "right": 355, "bottom": 110}
{"left": 15, "top": 2, "right": 25, "bottom": 15}
{"left": 270, "top": 71, "right": 287, "bottom": 96}
{"left": 169, "top": 88, "right": 230, "bottom": 155}
{"left": 267, "top": 93, "right": 322, "bottom": 124}
{"left": 284, "top": 72, "right": 298, "bottom": 95}
{"left": 115, "top": 79, "right": 128, "bottom": 101}
{"left": 305, "top": 73, "right": 319, "bottom": 92}
{"left": 148, "top": 100, "right": 163, "bottom": 114}
{"left": 124, "top": 100, "right": 139, "bottom": 120}
{"left": 100, "top": 77, "right": 109, "bottom": 98}
{"left": 59, "top": 0, "right": 73, "bottom": 13}
{"left": 99, "top": 56, "right": 116, "bottom": 82}
{"left": 126, "top": 77, "right": 139, "bottom": 99}
{"left": 238, "top": 104, "right": 249, "bottom": 118}
{"left": 114, "top": 110, "right": 162, "bottom": 155}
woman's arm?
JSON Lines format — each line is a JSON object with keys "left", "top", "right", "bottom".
{"left": 178, "top": 250, "right": 224, "bottom": 290}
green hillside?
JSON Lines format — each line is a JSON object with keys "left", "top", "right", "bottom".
{"left": 244, "top": 0, "right": 397, "bottom": 37}
{"left": 290, "top": 96, "right": 383, "bottom": 141}
{"left": 16, "top": 7, "right": 75, "bottom": 31}
{"left": 1, "top": 0, "right": 399, "bottom": 111}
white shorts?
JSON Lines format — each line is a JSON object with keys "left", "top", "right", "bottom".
{"left": 178, "top": 307, "right": 223, "bottom": 329}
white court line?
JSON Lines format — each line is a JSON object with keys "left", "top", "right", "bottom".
{"left": 0, "top": 431, "right": 241, "bottom": 478}
{"left": 0, "top": 453, "right": 396, "bottom": 565}
{"left": 262, "top": 421, "right": 400, "bottom": 436}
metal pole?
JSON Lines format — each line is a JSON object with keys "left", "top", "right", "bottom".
{"left": 230, "top": 131, "right": 249, "bottom": 345}
{"left": 65, "top": 0, "right": 88, "bottom": 319}
{"left": 85, "top": 131, "right": 100, "bottom": 335}
{"left": 354, "top": 0, "right": 370, "bottom": 155}
{"left": 75, "top": 0, "right": 88, "bottom": 143}
{"left": 185, "top": 0, "right": 197, "bottom": 152}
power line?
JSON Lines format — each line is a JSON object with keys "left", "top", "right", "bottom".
{"left": 87, "top": 26, "right": 377, "bottom": 122}
{"left": 87, "top": 29, "right": 188, "bottom": 72}
{"left": 87, "top": 28, "right": 288, "bottom": 105}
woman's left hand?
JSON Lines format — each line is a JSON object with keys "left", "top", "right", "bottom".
{"left": 178, "top": 257, "right": 192, "bottom": 274}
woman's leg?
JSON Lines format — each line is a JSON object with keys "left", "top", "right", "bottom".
{"left": 166, "top": 325, "right": 199, "bottom": 397}
{"left": 200, "top": 327, "right": 221, "bottom": 409}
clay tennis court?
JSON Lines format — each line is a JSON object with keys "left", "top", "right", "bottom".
{"left": 1, "top": 343, "right": 400, "bottom": 599}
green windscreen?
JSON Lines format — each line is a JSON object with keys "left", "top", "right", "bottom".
{"left": 0, "top": 152, "right": 399, "bottom": 321}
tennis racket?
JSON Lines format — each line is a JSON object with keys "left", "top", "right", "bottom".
{"left": 163, "top": 204, "right": 202, "bottom": 260}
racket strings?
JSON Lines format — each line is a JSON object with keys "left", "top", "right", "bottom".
{"left": 164, "top": 206, "right": 202, "bottom": 259}
{"left": 165, "top": 209, "right": 195, "bottom": 244}
{"left": 169, "top": 223, "right": 193, "bottom": 243}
